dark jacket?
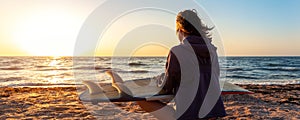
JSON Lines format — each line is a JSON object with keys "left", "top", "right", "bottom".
{"left": 164, "top": 35, "right": 226, "bottom": 119}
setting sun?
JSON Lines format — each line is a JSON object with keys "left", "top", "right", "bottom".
{"left": 12, "top": 10, "right": 79, "bottom": 56}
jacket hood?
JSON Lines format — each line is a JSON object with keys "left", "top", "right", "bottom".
{"left": 180, "top": 35, "right": 217, "bottom": 58}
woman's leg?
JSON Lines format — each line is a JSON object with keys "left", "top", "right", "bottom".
{"left": 136, "top": 101, "right": 176, "bottom": 120}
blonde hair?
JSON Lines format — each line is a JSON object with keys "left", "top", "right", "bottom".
{"left": 176, "top": 9, "right": 213, "bottom": 40}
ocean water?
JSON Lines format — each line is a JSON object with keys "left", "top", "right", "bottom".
{"left": 0, "top": 56, "right": 299, "bottom": 87}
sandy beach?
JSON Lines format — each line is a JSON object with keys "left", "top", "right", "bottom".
{"left": 0, "top": 84, "right": 299, "bottom": 120}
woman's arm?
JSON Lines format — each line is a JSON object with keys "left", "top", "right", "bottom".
{"left": 164, "top": 51, "right": 181, "bottom": 94}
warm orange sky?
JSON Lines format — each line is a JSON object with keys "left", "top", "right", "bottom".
{"left": 0, "top": 0, "right": 299, "bottom": 56}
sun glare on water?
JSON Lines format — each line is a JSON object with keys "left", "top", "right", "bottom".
{"left": 13, "top": 10, "right": 79, "bottom": 56}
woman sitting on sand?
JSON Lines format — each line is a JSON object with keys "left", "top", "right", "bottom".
{"left": 137, "top": 9, "right": 226, "bottom": 120}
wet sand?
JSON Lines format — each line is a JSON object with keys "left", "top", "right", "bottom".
{"left": 0, "top": 84, "right": 299, "bottom": 119}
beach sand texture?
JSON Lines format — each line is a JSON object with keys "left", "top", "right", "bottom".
{"left": 0, "top": 84, "right": 299, "bottom": 119}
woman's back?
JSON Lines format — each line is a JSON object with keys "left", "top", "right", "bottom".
{"left": 166, "top": 35, "right": 226, "bottom": 119}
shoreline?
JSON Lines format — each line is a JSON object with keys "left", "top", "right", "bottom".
{"left": 0, "top": 84, "right": 299, "bottom": 119}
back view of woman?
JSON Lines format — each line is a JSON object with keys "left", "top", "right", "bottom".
{"left": 137, "top": 9, "right": 226, "bottom": 120}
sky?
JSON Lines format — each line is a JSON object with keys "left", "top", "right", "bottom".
{"left": 0, "top": 0, "right": 299, "bottom": 56}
